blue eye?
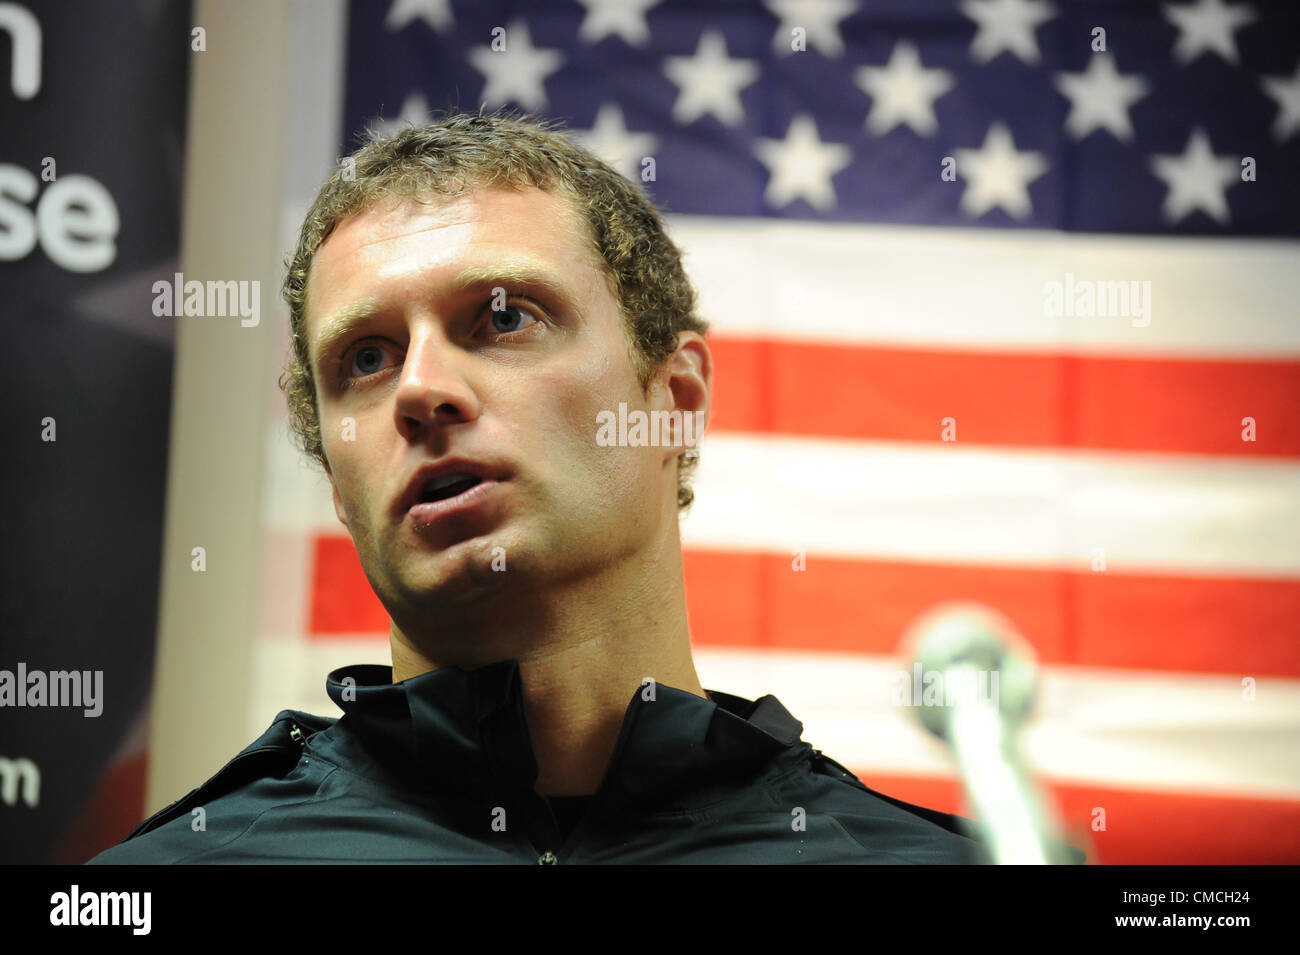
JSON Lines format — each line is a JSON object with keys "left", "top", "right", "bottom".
{"left": 351, "top": 343, "right": 384, "bottom": 374}
{"left": 349, "top": 344, "right": 390, "bottom": 378}
{"left": 487, "top": 303, "right": 540, "bottom": 335}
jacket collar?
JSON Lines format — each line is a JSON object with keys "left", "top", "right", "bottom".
{"left": 324, "top": 659, "right": 808, "bottom": 810}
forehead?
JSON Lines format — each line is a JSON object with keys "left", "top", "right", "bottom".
{"left": 303, "top": 185, "right": 606, "bottom": 361}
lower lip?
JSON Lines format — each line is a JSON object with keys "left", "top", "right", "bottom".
{"left": 406, "top": 479, "right": 502, "bottom": 529}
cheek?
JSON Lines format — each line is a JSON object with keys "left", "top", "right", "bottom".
{"left": 519, "top": 355, "right": 655, "bottom": 496}
{"left": 323, "top": 436, "right": 371, "bottom": 528}
{"left": 526, "top": 345, "right": 619, "bottom": 444}
{"left": 341, "top": 478, "right": 381, "bottom": 554}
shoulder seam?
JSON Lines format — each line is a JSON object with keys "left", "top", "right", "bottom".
{"left": 167, "top": 763, "right": 342, "bottom": 864}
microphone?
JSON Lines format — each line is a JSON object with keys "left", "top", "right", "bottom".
{"left": 900, "top": 602, "right": 1071, "bottom": 864}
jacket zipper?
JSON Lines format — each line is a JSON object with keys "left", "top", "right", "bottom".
{"left": 130, "top": 721, "right": 310, "bottom": 839}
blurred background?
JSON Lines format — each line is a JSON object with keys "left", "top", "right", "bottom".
{"left": 2, "top": 0, "right": 1297, "bottom": 864}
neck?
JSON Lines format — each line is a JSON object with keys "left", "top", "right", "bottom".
{"left": 388, "top": 524, "right": 706, "bottom": 797}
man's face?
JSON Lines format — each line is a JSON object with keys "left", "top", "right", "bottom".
{"left": 304, "top": 186, "right": 679, "bottom": 623}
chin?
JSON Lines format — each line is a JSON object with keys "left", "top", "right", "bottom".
{"left": 413, "top": 545, "right": 514, "bottom": 601}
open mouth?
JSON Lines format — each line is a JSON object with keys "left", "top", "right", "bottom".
{"left": 417, "top": 474, "right": 484, "bottom": 506}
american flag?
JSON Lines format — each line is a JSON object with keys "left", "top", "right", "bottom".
{"left": 257, "top": 0, "right": 1300, "bottom": 863}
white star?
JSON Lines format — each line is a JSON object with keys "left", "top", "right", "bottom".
{"left": 754, "top": 113, "right": 853, "bottom": 211}
{"left": 385, "top": 0, "right": 454, "bottom": 34}
{"left": 369, "top": 92, "right": 431, "bottom": 138}
{"left": 854, "top": 40, "right": 954, "bottom": 137}
{"left": 1148, "top": 127, "right": 1240, "bottom": 224}
{"left": 572, "top": 103, "right": 659, "bottom": 184}
{"left": 1054, "top": 55, "right": 1150, "bottom": 141}
{"left": 953, "top": 122, "right": 1049, "bottom": 220}
{"left": 468, "top": 20, "right": 566, "bottom": 111}
{"left": 765, "top": 0, "right": 858, "bottom": 58}
{"left": 1163, "top": 0, "right": 1256, "bottom": 65}
{"left": 961, "top": 0, "right": 1056, "bottom": 65}
{"left": 663, "top": 30, "right": 760, "bottom": 127}
{"left": 575, "top": 0, "right": 660, "bottom": 47}
{"left": 1261, "top": 61, "right": 1300, "bottom": 141}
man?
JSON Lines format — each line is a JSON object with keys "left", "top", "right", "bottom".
{"left": 89, "top": 111, "right": 1026, "bottom": 864}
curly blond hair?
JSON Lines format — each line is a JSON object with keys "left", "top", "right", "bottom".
{"left": 280, "top": 108, "right": 710, "bottom": 511}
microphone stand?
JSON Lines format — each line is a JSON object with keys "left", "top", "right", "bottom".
{"left": 903, "top": 603, "right": 1074, "bottom": 865}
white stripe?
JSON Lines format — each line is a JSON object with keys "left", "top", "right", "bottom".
{"left": 692, "top": 647, "right": 1300, "bottom": 800}
{"left": 667, "top": 216, "right": 1300, "bottom": 358}
{"left": 681, "top": 433, "right": 1300, "bottom": 577}
{"left": 248, "top": 640, "right": 1300, "bottom": 799}
{"left": 261, "top": 420, "right": 339, "bottom": 530}
{"left": 263, "top": 423, "right": 1300, "bottom": 577}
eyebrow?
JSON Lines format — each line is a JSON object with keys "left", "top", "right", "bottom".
{"left": 309, "top": 262, "right": 584, "bottom": 372}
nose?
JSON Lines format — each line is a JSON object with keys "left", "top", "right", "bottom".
{"left": 393, "top": 326, "right": 482, "bottom": 441}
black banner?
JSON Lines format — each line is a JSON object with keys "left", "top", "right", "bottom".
{"left": 0, "top": 0, "right": 192, "bottom": 863}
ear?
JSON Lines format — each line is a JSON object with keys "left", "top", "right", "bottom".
{"left": 655, "top": 332, "right": 712, "bottom": 462}
{"left": 322, "top": 457, "right": 349, "bottom": 529}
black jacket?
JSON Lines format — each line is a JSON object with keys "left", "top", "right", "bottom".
{"left": 87, "top": 659, "right": 1009, "bottom": 864}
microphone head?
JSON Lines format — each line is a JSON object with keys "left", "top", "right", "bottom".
{"left": 899, "top": 601, "right": 1039, "bottom": 740}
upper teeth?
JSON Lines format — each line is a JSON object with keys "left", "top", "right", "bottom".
{"left": 426, "top": 473, "right": 474, "bottom": 491}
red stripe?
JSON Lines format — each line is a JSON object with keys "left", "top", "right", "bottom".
{"left": 681, "top": 550, "right": 1300, "bottom": 677}
{"left": 309, "top": 537, "right": 1300, "bottom": 678}
{"left": 709, "top": 338, "right": 1300, "bottom": 457}
{"left": 855, "top": 771, "right": 1300, "bottom": 864}
{"left": 309, "top": 536, "right": 391, "bottom": 635}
